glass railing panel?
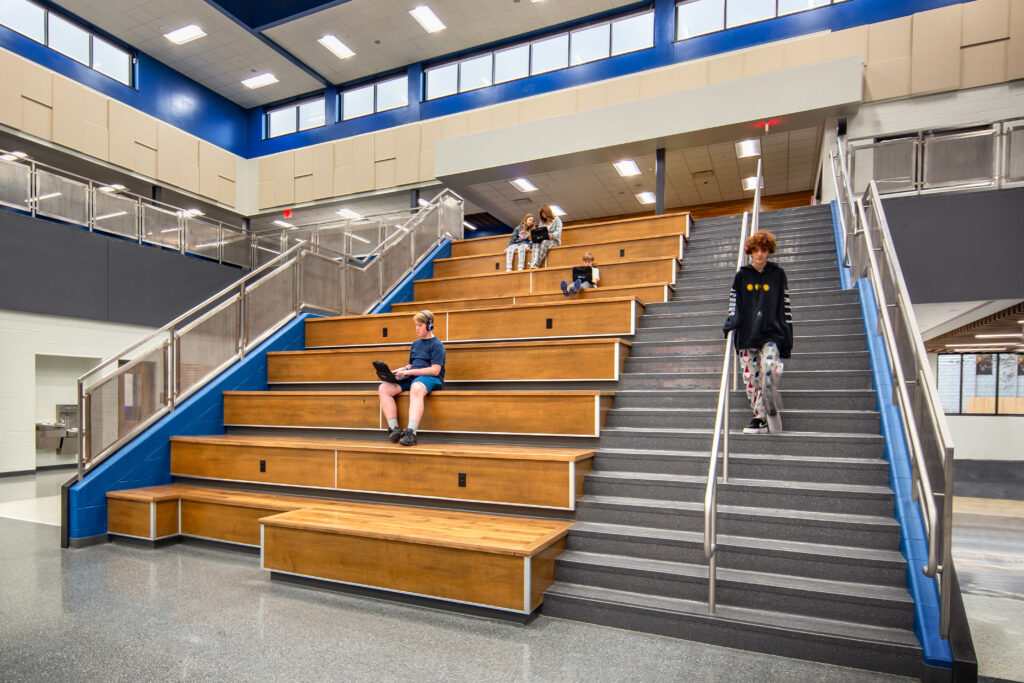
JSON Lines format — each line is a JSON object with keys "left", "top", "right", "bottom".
{"left": 344, "top": 256, "right": 380, "bottom": 315}
{"left": 34, "top": 169, "right": 88, "bottom": 225}
{"left": 850, "top": 138, "right": 916, "bottom": 195}
{"left": 380, "top": 235, "right": 413, "bottom": 298}
{"left": 347, "top": 223, "right": 382, "bottom": 259}
{"left": 922, "top": 129, "right": 997, "bottom": 189}
{"left": 1005, "top": 123, "right": 1024, "bottom": 182}
{"left": 255, "top": 235, "right": 284, "bottom": 267}
{"left": 0, "top": 158, "right": 31, "bottom": 210}
{"left": 299, "top": 251, "right": 343, "bottom": 313}
{"left": 176, "top": 296, "right": 240, "bottom": 398}
{"left": 243, "top": 261, "right": 296, "bottom": 351}
{"left": 221, "top": 231, "right": 251, "bottom": 268}
{"left": 141, "top": 204, "right": 181, "bottom": 250}
{"left": 93, "top": 190, "right": 138, "bottom": 239}
{"left": 184, "top": 217, "right": 222, "bottom": 260}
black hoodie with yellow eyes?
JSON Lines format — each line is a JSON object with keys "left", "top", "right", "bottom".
{"left": 723, "top": 261, "right": 793, "bottom": 358}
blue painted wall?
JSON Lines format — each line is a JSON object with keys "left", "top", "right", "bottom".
{"left": 3, "top": 0, "right": 969, "bottom": 160}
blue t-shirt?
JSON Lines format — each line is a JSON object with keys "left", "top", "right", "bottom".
{"left": 409, "top": 336, "right": 446, "bottom": 385}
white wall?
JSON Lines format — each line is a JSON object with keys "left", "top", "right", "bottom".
{"left": 34, "top": 355, "right": 99, "bottom": 424}
{"left": 0, "top": 309, "right": 152, "bottom": 474}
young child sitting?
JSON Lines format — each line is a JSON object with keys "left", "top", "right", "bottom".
{"left": 506, "top": 213, "right": 534, "bottom": 271}
{"left": 560, "top": 252, "right": 600, "bottom": 296}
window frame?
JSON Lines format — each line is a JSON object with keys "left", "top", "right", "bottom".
{"left": 340, "top": 75, "right": 410, "bottom": 121}
{"left": 935, "top": 352, "right": 1024, "bottom": 416}
{"left": 265, "top": 96, "right": 327, "bottom": 139}
{"left": 675, "top": 0, "right": 851, "bottom": 43}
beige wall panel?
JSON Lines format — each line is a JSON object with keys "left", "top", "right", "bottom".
{"left": 419, "top": 148, "right": 436, "bottom": 182}
{"left": 868, "top": 17, "right": 912, "bottom": 63}
{"left": 180, "top": 161, "right": 199, "bottom": 193}
{"left": 374, "top": 129, "right": 396, "bottom": 160}
{"left": 294, "top": 175, "right": 314, "bottom": 203}
{"left": 80, "top": 121, "right": 108, "bottom": 162}
{"left": 395, "top": 125, "right": 420, "bottom": 186}
{"left": 21, "top": 61, "right": 52, "bottom": 106}
{"left": 374, "top": 158, "right": 396, "bottom": 188}
{"left": 1009, "top": 0, "right": 1024, "bottom": 80}
{"left": 467, "top": 108, "right": 492, "bottom": 134}
{"left": 332, "top": 165, "right": 354, "bottom": 197}
{"left": 293, "top": 146, "right": 313, "bottom": 177}
{"left": 961, "top": 0, "right": 1010, "bottom": 46}
{"left": 199, "top": 141, "right": 220, "bottom": 199}
{"left": 491, "top": 103, "right": 519, "bottom": 129}
{"left": 258, "top": 181, "right": 276, "bottom": 210}
{"left": 21, "top": 99, "right": 51, "bottom": 140}
{"left": 0, "top": 51, "right": 22, "bottom": 128}
{"left": 960, "top": 40, "right": 1009, "bottom": 89}
{"left": 133, "top": 142, "right": 157, "bottom": 177}
{"left": 826, "top": 25, "right": 868, "bottom": 60}
{"left": 108, "top": 102, "right": 134, "bottom": 169}
{"left": 522, "top": 89, "right": 576, "bottom": 122}
{"left": 135, "top": 113, "right": 157, "bottom": 149}
{"left": 708, "top": 52, "right": 745, "bottom": 84}
{"left": 744, "top": 43, "right": 785, "bottom": 77}
{"left": 419, "top": 119, "right": 444, "bottom": 150}
{"left": 218, "top": 148, "right": 236, "bottom": 181}
{"left": 441, "top": 112, "right": 469, "bottom": 140}
{"left": 912, "top": 4, "right": 963, "bottom": 95}
{"left": 274, "top": 152, "right": 295, "bottom": 206}
{"left": 218, "top": 177, "right": 236, "bottom": 207}
{"left": 784, "top": 34, "right": 827, "bottom": 68}
{"left": 350, "top": 134, "right": 374, "bottom": 193}
{"left": 604, "top": 76, "right": 641, "bottom": 107}
{"left": 639, "top": 67, "right": 676, "bottom": 99}
{"left": 156, "top": 123, "right": 180, "bottom": 185}
{"left": 312, "top": 145, "right": 334, "bottom": 200}
{"left": 50, "top": 77, "right": 80, "bottom": 152}
{"left": 575, "top": 82, "right": 608, "bottom": 112}
{"left": 179, "top": 134, "right": 199, "bottom": 167}
{"left": 864, "top": 56, "right": 912, "bottom": 102}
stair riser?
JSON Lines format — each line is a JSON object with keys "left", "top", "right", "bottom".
{"left": 623, "top": 354, "right": 868, "bottom": 373}
{"left": 564, "top": 533, "right": 906, "bottom": 586}
{"left": 616, "top": 372, "right": 873, "bottom": 391}
{"left": 628, "top": 336, "right": 866, "bottom": 354}
{"left": 650, "top": 291, "right": 856, "bottom": 312}
{"left": 600, "top": 432, "right": 882, "bottom": 458}
{"left": 692, "top": 225, "right": 835, "bottom": 241}
{"left": 583, "top": 478, "right": 893, "bottom": 516}
{"left": 681, "top": 257, "right": 838, "bottom": 275}
{"left": 638, "top": 306, "right": 861, "bottom": 329}
{"left": 554, "top": 562, "right": 912, "bottom": 630}
{"left": 632, "top": 321, "right": 865, "bottom": 341}
{"left": 611, "top": 391, "right": 877, "bottom": 411}
{"left": 604, "top": 410, "right": 880, "bottom": 433}
{"left": 575, "top": 504, "right": 901, "bottom": 549}
{"left": 592, "top": 452, "right": 890, "bottom": 485}
{"left": 679, "top": 275, "right": 842, "bottom": 292}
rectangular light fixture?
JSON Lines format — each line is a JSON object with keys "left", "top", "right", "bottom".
{"left": 344, "top": 231, "right": 371, "bottom": 244}
{"left": 944, "top": 342, "right": 1006, "bottom": 347}
{"left": 272, "top": 220, "right": 295, "bottom": 229}
{"left": 975, "top": 333, "right": 1023, "bottom": 339}
{"left": 614, "top": 160, "right": 641, "bottom": 177}
{"left": 636, "top": 191, "right": 657, "bottom": 204}
{"left": 462, "top": 221, "right": 477, "bottom": 231}
{"left": 735, "top": 139, "right": 761, "bottom": 158}
{"left": 742, "top": 176, "right": 762, "bottom": 191}
{"left": 164, "top": 24, "right": 206, "bottom": 45}
{"left": 510, "top": 178, "right": 538, "bottom": 192}
{"left": 336, "top": 208, "right": 362, "bottom": 219}
{"left": 550, "top": 205, "right": 567, "bottom": 217}
{"left": 242, "top": 73, "right": 278, "bottom": 89}
{"left": 318, "top": 35, "right": 355, "bottom": 59}
{"left": 409, "top": 5, "right": 446, "bottom": 33}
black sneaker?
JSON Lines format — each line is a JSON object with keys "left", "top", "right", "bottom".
{"left": 743, "top": 418, "right": 768, "bottom": 434}
{"left": 387, "top": 427, "right": 403, "bottom": 443}
{"left": 399, "top": 429, "right": 418, "bottom": 446}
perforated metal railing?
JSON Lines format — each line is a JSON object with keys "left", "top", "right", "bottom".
{"left": 76, "top": 189, "right": 464, "bottom": 477}
{"left": 831, "top": 143, "right": 955, "bottom": 638}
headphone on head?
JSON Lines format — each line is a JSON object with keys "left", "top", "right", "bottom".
{"left": 420, "top": 310, "right": 434, "bottom": 331}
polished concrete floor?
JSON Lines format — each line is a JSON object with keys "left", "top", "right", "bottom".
{"left": 0, "top": 469, "right": 1020, "bottom": 682}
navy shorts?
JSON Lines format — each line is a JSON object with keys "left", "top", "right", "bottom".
{"left": 397, "top": 376, "right": 443, "bottom": 393}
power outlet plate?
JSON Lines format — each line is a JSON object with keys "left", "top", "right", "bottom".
{"left": 458, "top": 472, "right": 466, "bottom": 487}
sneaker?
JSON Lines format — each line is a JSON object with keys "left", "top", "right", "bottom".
{"left": 560, "top": 280, "right": 570, "bottom": 296}
{"left": 571, "top": 278, "right": 583, "bottom": 295}
{"left": 387, "top": 427, "right": 403, "bottom": 443}
{"left": 399, "top": 429, "right": 418, "bottom": 446}
{"left": 743, "top": 418, "right": 768, "bottom": 434}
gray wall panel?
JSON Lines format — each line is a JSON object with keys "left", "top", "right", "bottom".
{"left": 881, "top": 188, "right": 1024, "bottom": 305}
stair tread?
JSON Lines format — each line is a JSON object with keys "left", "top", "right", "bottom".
{"left": 595, "top": 447, "right": 888, "bottom": 466}
{"left": 601, "top": 426, "right": 882, "bottom": 441}
{"left": 587, "top": 470, "right": 893, "bottom": 497}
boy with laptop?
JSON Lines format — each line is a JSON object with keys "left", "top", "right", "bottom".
{"left": 376, "top": 310, "right": 445, "bottom": 446}
{"left": 560, "top": 252, "right": 600, "bottom": 296}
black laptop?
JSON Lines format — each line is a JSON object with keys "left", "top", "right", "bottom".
{"left": 372, "top": 360, "right": 402, "bottom": 384}
{"left": 529, "top": 226, "right": 550, "bottom": 243}
{"left": 571, "top": 265, "right": 594, "bottom": 284}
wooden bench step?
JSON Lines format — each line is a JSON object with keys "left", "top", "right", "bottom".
{"left": 451, "top": 213, "right": 689, "bottom": 258}
{"left": 106, "top": 483, "right": 572, "bottom": 613}
{"left": 268, "top": 338, "right": 630, "bottom": 384}
{"left": 223, "top": 390, "right": 614, "bottom": 437}
{"left": 414, "top": 257, "right": 677, "bottom": 300}
{"left": 389, "top": 283, "right": 674, "bottom": 312}
{"left": 434, "top": 233, "right": 686, "bottom": 278}
{"left": 305, "top": 297, "right": 643, "bottom": 347}
{"left": 170, "top": 435, "right": 593, "bottom": 509}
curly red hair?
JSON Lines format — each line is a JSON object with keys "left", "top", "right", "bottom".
{"left": 744, "top": 230, "right": 777, "bottom": 255}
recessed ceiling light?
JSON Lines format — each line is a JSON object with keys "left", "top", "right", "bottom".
{"left": 242, "top": 73, "right": 278, "bottom": 89}
{"left": 99, "top": 183, "right": 126, "bottom": 192}
{"left": 550, "top": 205, "right": 566, "bottom": 217}
{"left": 318, "top": 35, "right": 355, "bottom": 60}
{"left": 613, "top": 160, "right": 641, "bottom": 177}
{"left": 164, "top": 24, "right": 206, "bottom": 45}
{"left": 510, "top": 178, "right": 538, "bottom": 192}
{"left": 462, "top": 221, "right": 477, "bottom": 231}
{"left": 409, "top": 5, "right": 446, "bottom": 33}
{"left": 272, "top": 220, "right": 295, "bottom": 229}
{"left": 943, "top": 342, "right": 1006, "bottom": 347}
{"left": 975, "top": 333, "right": 1023, "bottom": 339}
{"left": 336, "top": 208, "right": 362, "bottom": 219}
{"left": 742, "top": 176, "right": 762, "bottom": 191}
{"left": 636, "top": 191, "right": 657, "bottom": 204}
{"left": 735, "top": 139, "right": 761, "bottom": 158}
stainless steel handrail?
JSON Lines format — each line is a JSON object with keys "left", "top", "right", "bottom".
{"left": 829, "top": 143, "right": 955, "bottom": 637}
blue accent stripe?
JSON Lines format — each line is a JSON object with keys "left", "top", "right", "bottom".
{"left": 856, "top": 279, "right": 952, "bottom": 669}
{"left": 371, "top": 240, "right": 452, "bottom": 314}
{"left": 66, "top": 314, "right": 312, "bottom": 540}
{"left": 830, "top": 200, "right": 853, "bottom": 290}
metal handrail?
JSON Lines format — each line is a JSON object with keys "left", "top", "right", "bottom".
{"left": 76, "top": 189, "right": 464, "bottom": 479}
{"left": 829, "top": 144, "right": 955, "bottom": 637}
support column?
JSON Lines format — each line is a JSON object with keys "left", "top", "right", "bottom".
{"left": 655, "top": 147, "right": 666, "bottom": 216}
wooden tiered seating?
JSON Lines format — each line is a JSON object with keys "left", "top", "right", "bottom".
{"left": 390, "top": 283, "right": 675, "bottom": 312}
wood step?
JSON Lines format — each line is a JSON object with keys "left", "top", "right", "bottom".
{"left": 223, "top": 390, "right": 614, "bottom": 437}
{"left": 305, "top": 297, "right": 643, "bottom": 347}
{"left": 451, "top": 213, "right": 689, "bottom": 258}
{"left": 106, "top": 484, "right": 572, "bottom": 613}
{"left": 390, "top": 283, "right": 674, "bottom": 312}
{"left": 414, "top": 258, "right": 677, "bottom": 300}
{"left": 170, "top": 435, "right": 593, "bottom": 509}
{"left": 268, "top": 338, "right": 630, "bottom": 384}
{"left": 435, "top": 233, "right": 686, "bottom": 277}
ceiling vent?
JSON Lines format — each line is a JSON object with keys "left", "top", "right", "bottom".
{"left": 692, "top": 170, "right": 715, "bottom": 185}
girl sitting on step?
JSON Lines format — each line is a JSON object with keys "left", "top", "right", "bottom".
{"left": 506, "top": 213, "right": 534, "bottom": 271}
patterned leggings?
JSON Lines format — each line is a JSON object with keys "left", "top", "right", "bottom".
{"left": 530, "top": 240, "right": 557, "bottom": 268}
{"left": 506, "top": 244, "right": 529, "bottom": 270}
{"left": 739, "top": 342, "right": 784, "bottom": 419}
